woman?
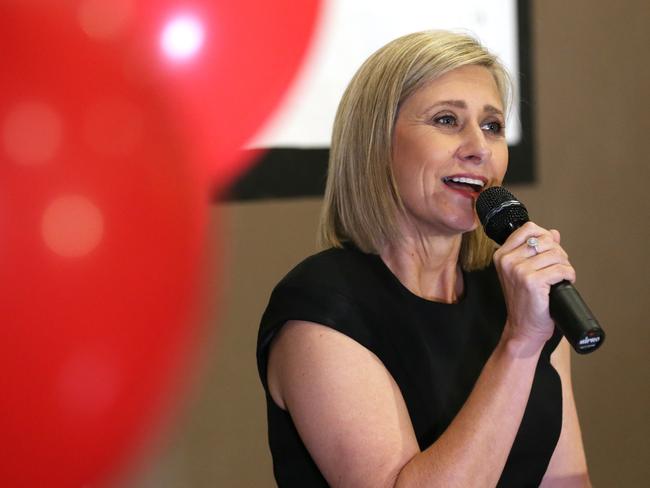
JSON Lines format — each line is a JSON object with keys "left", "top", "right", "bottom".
{"left": 257, "top": 31, "right": 591, "bottom": 487}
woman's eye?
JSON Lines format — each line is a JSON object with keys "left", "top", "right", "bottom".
{"left": 482, "top": 121, "right": 504, "bottom": 135}
{"left": 433, "top": 115, "right": 456, "bottom": 126}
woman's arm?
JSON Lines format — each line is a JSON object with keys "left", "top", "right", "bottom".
{"left": 267, "top": 222, "right": 573, "bottom": 487}
{"left": 268, "top": 320, "right": 420, "bottom": 488}
{"left": 268, "top": 320, "right": 544, "bottom": 488}
{"left": 541, "top": 339, "right": 591, "bottom": 487}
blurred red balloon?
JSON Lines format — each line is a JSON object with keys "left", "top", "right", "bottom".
{"left": 0, "top": 0, "right": 320, "bottom": 487}
{"left": 133, "top": 0, "right": 323, "bottom": 190}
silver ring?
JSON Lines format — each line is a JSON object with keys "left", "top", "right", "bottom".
{"left": 526, "top": 236, "right": 540, "bottom": 255}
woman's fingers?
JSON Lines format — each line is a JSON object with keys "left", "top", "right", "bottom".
{"left": 493, "top": 221, "right": 576, "bottom": 341}
{"left": 511, "top": 258, "right": 576, "bottom": 289}
{"left": 496, "top": 222, "right": 550, "bottom": 253}
{"left": 518, "top": 234, "right": 559, "bottom": 260}
{"left": 549, "top": 229, "right": 561, "bottom": 244}
{"left": 495, "top": 223, "right": 567, "bottom": 267}
{"left": 517, "top": 237, "right": 569, "bottom": 264}
{"left": 497, "top": 227, "right": 572, "bottom": 284}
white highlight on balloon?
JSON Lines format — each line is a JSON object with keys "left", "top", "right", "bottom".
{"left": 160, "top": 15, "right": 205, "bottom": 61}
{"left": 42, "top": 195, "right": 104, "bottom": 258}
{"left": 2, "top": 101, "right": 62, "bottom": 165}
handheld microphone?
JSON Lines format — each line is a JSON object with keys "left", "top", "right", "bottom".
{"left": 476, "top": 186, "right": 605, "bottom": 354}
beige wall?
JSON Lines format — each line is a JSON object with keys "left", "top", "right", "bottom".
{"left": 123, "top": 0, "right": 650, "bottom": 486}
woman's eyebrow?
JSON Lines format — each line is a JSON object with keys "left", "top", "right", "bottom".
{"left": 424, "top": 100, "right": 466, "bottom": 113}
{"left": 416, "top": 100, "right": 464, "bottom": 119}
{"left": 420, "top": 100, "right": 504, "bottom": 117}
{"left": 484, "top": 104, "right": 504, "bottom": 116}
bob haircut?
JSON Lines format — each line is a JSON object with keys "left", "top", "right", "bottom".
{"left": 318, "top": 30, "right": 513, "bottom": 270}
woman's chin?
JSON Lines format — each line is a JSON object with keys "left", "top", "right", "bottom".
{"left": 446, "top": 214, "right": 479, "bottom": 235}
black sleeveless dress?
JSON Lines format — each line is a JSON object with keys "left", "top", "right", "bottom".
{"left": 257, "top": 246, "right": 562, "bottom": 487}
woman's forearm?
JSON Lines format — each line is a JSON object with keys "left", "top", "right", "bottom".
{"left": 395, "top": 328, "right": 544, "bottom": 488}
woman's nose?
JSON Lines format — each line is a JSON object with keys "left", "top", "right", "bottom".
{"left": 457, "top": 125, "right": 491, "bottom": 164}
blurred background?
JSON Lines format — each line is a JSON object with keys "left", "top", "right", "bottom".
{"left": 3, "top": 0, "right": 648, "bottom": 487}
{"left": 124, "top": 1, "right": 649, "bottom": 486}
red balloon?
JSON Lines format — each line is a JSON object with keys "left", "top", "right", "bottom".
{"left": 0, "top": 1, "right": 320, "bottom": 487}
{"left": 132, "top": 0, "right": 323, "bottom": 190}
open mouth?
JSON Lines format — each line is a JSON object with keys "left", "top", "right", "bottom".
{"left": 442, "top": 176, "right": 485, "bottom": 193}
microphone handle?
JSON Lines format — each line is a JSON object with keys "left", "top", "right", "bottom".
{"left": 549, "top": 280, "right": 605, "bottom": 354}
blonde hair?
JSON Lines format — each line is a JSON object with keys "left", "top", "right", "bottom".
{"left": 318, "top": 30, "right": 512, "bottom": 270}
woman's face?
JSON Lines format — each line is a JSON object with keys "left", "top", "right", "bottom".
{"left": 391, "top": 64, "right": 508, "bottom": 238}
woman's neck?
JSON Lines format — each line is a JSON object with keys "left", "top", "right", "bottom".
{"left": 379, "top": 233, "right": 463, "bottom": 303}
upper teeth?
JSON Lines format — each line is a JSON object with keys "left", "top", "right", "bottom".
{"left": 448, "top": 177, "right": 485, "bottom": 187}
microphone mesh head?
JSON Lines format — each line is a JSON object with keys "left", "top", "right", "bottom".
{"left": 476, "top": 187, "right": 529, "bottom": 245}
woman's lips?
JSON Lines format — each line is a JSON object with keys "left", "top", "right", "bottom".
{"left": 441, "top": 175, "right": 486, "bottom": 196}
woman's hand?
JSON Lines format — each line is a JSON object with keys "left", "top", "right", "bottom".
{"left": 493, "top": 221, "right": 576, "bottom": 351}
